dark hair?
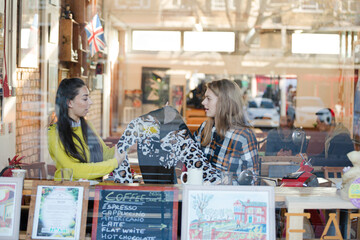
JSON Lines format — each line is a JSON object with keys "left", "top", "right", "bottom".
{"left": 55, "top": 78, "right": 103, "bottom": 163}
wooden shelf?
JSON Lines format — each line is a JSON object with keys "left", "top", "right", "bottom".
{"left": 59, "top": 0, "right": 104, "bottom": 89}
{"left": 79, "top": 48, "right": 89, "bottom": 53}
{"left": 59, "top": 19, "right": 80, "bottom": 62}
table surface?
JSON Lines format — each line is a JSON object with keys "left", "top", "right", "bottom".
{"left": 23, "top": 179, "right": 345, "bottom": 201}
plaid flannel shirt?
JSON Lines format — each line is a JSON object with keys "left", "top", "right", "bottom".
{"left": 194, "top": 122, "right": 259, "bottom": 179}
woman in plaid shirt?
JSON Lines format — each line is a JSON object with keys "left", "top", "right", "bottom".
{"left": 193, "top": 79, "right": 259, "bottom": 183}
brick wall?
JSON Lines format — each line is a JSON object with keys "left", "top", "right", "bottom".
{"left": 16, "top": 68, "right": 41, "bottom": 164}
{"left": 86, "top": 89, "right": 103, "bottom": 135}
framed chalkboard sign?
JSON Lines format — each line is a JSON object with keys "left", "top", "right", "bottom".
{"left": 92, "top": 185, "right": 179, "bottom": 240}
{"left": 181, "top": 185, "right": 276, "bottom": 240}
{"left": 26, "top": 181, "right": 90, "bottom": 240}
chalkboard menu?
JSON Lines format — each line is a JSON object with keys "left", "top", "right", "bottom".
{"left": 92, "top": 185, "right": 179, "bottom": 240}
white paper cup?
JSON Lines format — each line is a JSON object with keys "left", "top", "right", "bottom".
{"left": 11, "top": 169, "right": 27, "bottom": 179}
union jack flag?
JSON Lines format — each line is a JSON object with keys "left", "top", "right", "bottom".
{"left": 85, "top": 14, "right": 106, "bottom": 57}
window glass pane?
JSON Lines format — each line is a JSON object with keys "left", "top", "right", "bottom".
{"left": 132, "top": 30, "right": 181, "bottom": 51}
{"left": 260, "top": 100, "right": 274, "bottom": 109}
{"left": 248, "top": 101, "right": 257, "bottom": 108}
{"left": 184, "top": 31, "right": 235, "bottom": 52}
{"left": 291, "top": 33, "right": 340, "bottom": 54}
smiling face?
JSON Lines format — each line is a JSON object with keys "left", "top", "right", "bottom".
{"left": 202, "top": 89, "right": 218, "bottom": 118}
{"left": 67, "top": 86, "right": 92, "bottom": 122}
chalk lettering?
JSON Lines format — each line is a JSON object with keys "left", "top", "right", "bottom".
{"left": 101, "top": 226, "right": 123, "bottom": 233}
{"left": 118, "top": 236, "right": 156, "bottom": 240}
{"left": 124, "top": 217, "right": 144, "bottom": 222}
{"left": 94, "top": 188, "right": 177, "bottom": 240}
{"left": 121, "top": 228, "right": 146, "bottom": 234}
{"left": 105, "top": 192, "right": 147, "bottom": 202}
{"left": 101, "top": 221, "right": 125, "bottom": 228}
{"left": 149, "top": 191, "right": 162, "bottom": 197}
{"left": 101, "top": 233, "right": 118, "bottom": 239}
{"left": 104, "top": 192, "right": 167, "bottom": 203}
{"left": 102, "top": 203, "right": 138, "bottom": 211}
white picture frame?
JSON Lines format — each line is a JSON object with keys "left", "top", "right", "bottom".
{"left": 0, "top": 177, "right": 24, "bottom": 240}
{"left": 181, "top": 185, "right": 276, "bottom": 240}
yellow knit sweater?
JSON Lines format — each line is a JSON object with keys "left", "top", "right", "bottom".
{"left": 48, "top": 123, "right": 118, "bottom": 180}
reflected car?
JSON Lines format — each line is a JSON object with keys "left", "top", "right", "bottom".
{"left": 246, "top": 98, "right": 280, "bottom": 128}
{"left": 294, "top": 96, "right": 325, "bottom": 128}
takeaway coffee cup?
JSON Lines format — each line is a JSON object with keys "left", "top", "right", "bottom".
{"left": 180, "top": 168, "right": 203, "bottom": 185}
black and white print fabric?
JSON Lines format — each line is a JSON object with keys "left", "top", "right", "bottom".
{"left": 113, "top": 107, "right": 220, "bottom": 184}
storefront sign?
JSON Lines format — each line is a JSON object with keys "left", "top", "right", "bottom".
{"left": 92, "top": 185, "right": 178, "bottom": 240}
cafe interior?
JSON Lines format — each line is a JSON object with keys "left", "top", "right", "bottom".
{"left": 1, "top": 0, "right": 360, "bottom": 239}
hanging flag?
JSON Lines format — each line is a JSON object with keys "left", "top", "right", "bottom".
{"left": 84, "top": 14, "right": 106, "bottom": 57}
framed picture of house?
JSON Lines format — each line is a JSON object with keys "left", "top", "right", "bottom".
{"left": 0, "top": 177, "right": 24, "bottom": 240}
{"left": 26, "top": 181, "right": 89, "bottom": 240}
{"left": 181, "top": 185, "right": 275, "bottom": 240}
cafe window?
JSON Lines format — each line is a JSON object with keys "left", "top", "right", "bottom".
{"left": 132, "top": 30, "right": 181, "bottom": 51}
{"left": 183, "top": 31, "right": 235, "bottom": 52}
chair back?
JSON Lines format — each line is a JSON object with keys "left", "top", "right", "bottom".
{"left": 322, "top": 166, "right": 343, "bottom": 179}
{"left": 47, "top": 164, "right": 57, "bottom": 179}
{"left": 21, "top": 162, "right": 46, "bottom": 179}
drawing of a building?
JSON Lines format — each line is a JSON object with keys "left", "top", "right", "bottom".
{"left": 233, "top": 199, "right": 267, "bottom": 225}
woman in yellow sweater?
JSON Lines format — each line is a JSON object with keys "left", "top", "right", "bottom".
{"left": 48, "top": 78, "right": 125, "bottom": 180}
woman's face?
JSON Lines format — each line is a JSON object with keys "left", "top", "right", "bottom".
{"left": 316, "top": 117, "right": 330, "bottom": 132}
{"left": 68, "top": 86, "right": 92, "bottom": 122}
{"left": 202, "top": 89, "right": 218, "bottom": 118}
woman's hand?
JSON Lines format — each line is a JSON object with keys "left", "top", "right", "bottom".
{"left": 114, "top": 143, "right": 137, "bottom": 166}
{"left": 114, "top": 149, "right": 126, "bottom": 166}
{"left": 127, "top": 143, "right": 137, "bottom": 154}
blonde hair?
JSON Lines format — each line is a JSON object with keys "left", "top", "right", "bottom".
{"left": 201, "top": 79, "right": 248, "bottom": 146}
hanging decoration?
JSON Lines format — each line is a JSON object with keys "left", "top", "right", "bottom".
{"left": 84, "top": 14, "right": 106, "bottom": 57}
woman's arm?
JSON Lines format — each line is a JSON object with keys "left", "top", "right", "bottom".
{"left": 228, "top": 128, "right": 259, "bottom": 180}
{"left": 87, "top": 121, "right": 116, "bottom": 161}
{"left": 48, "top": 125, "right": 118, "bottom": 180}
